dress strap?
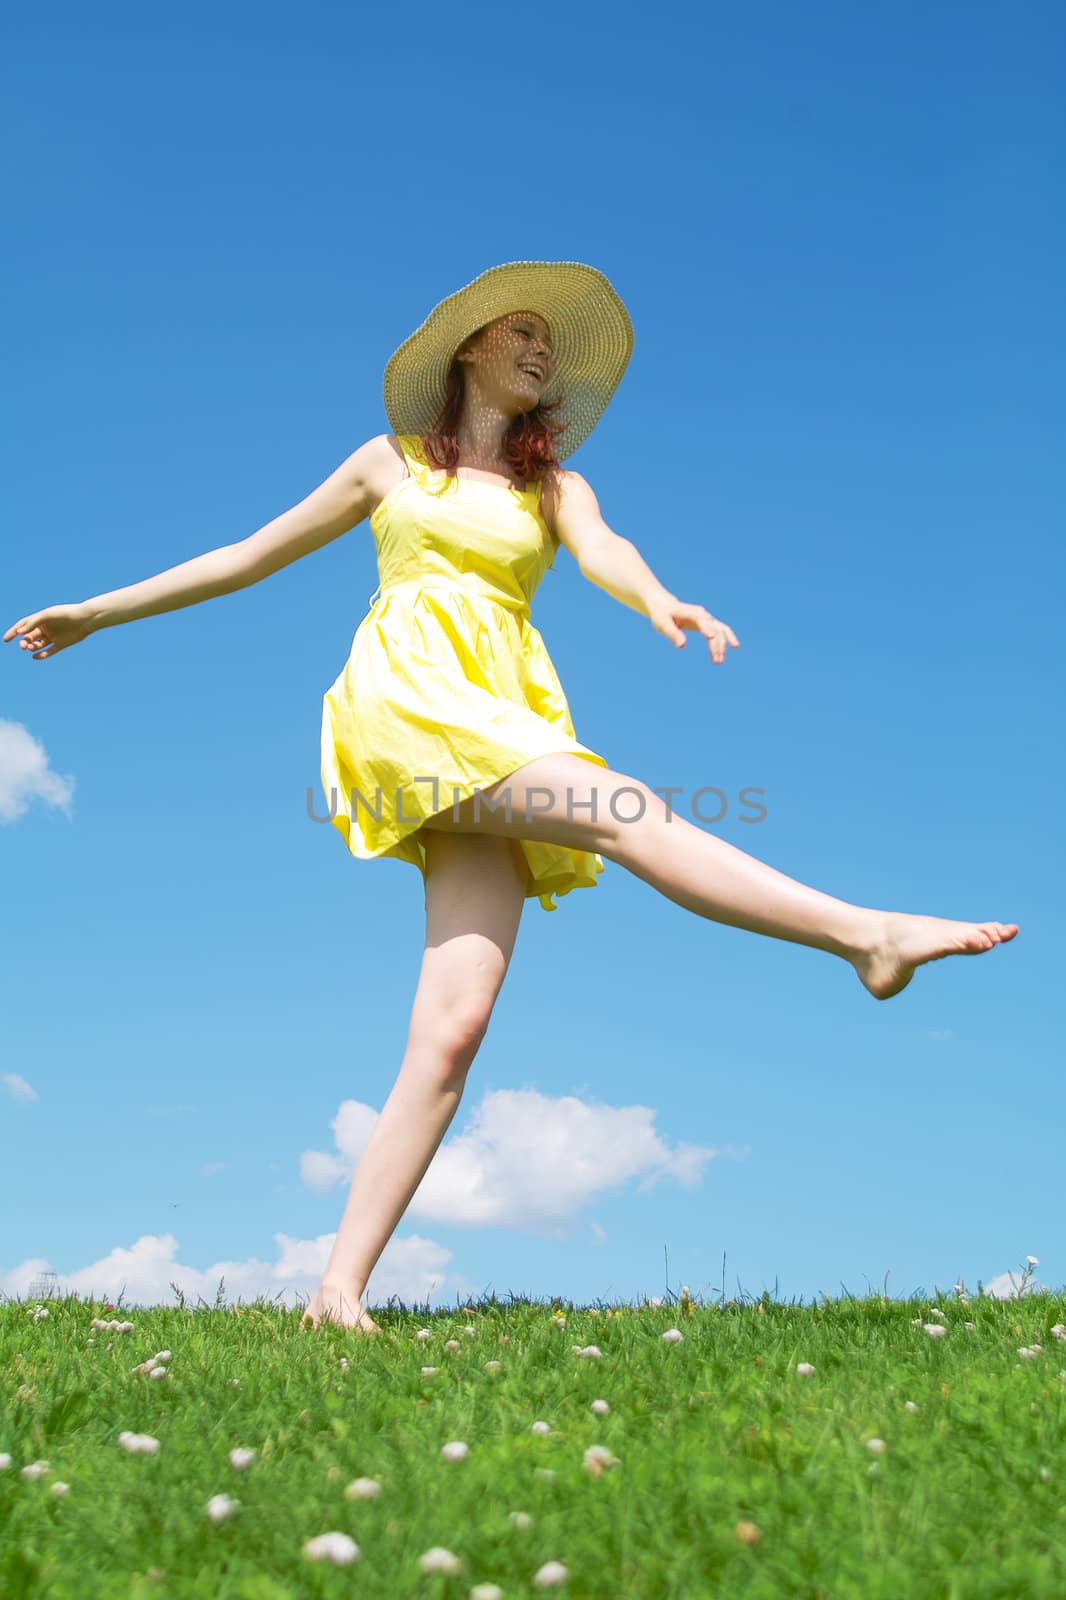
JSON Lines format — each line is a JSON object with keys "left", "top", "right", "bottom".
{"left": 394, "top": 432, "right": 435, "bottom": 490}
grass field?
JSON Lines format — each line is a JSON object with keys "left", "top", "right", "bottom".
{"left": 2, "top": 1271, "right": 1064, "bottom": 1598}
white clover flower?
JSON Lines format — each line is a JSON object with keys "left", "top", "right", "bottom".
{"left": 573, "top": 1344, "right": 603, "bottom": 1359}
{"left": 648, "top": 1297, "right": 664, "bottom": 1308}
{"left": 338, "top": 1358, "right": 349, "bottom": 1371}
{"left": 0, "top": 1454, "right": 11, "bottom": 1470}
{"left": 153, "top": 1351, "right": 171, "bottom": 1364}
{"left": 533, "top": 1560, "right": 570, "bottom": 1588}
{"left": 964, "top": 1321, "right": 976, "bottom": 1330}
{"left": 118, "top": 1433, "right": 160, "bottom": 1455}
{"left": 911, "top": 1318, "right": 923, "bottom": 1328}
{"left": 470, "top": 1585, "right": 504, "bottom": 1600}
{"left": 418, "top": 1547, "right": 463, "bottom": 1575}
{"left": 484, "top": 1360, "right": 502, "bottom": 1373}
{"left": 509, "top": 1510, "right": 533, "bottom": 1529}
{"left": 1018, "top": 1347, "right": 1038, "bottom": 1360}
{"left": 20, "top": 1461, "right": 49, "bottom": 1481}
{"left": 1027, "top": 1255, "right": 1039, "bottom": 1267}
{"left": 662, "top": 1328, "right": 684, "bottom": 1344}
{"left": 344, "top": 1477, "right": 381, "bottom": 1500}
{"left": 228, "top": 1448, "right": 256, "bottom": 1471}
{"left": 33, "top": 1307, "right": 50, "bottom": 1321}
{"left": 1050, "top": 1324, "right": 1066, "bottom": 1340}
{"left": 421, "top": 1366, "right": 440, "bottom": 1377}
{"left": 50, "top": 1481, "right": 70, "bottom": 1497}
{"left": 440, "top": 1440, "right": 469, "bottom": 1462}
{"left": 205, "top": 1493, "right": 240, "bottom": 1523}
{"left": 583, "top": 1444, "right": 620, "bottom": 1477}
{"left": 444, "top": 1339, "right": 461, "bottom": 1352}
{"left": 923, "top": 1324, "right": 947, "bottom": 1339}
{"left": 590, "top": 1399, "right": 610, "bottom": 1416}
{"left": 463, "top": 1325, "right": 477, "bottom": 1337}
{"left": 303, "top": 1531, "right": 359, "bottom": 1564}
{"left": 416, "top": 1328, "right": 431, "bottom": 1341}
{"left": 149, "top": 1368, "right": 168, "bottom": 1381}
{"left": 796, "top": 1362, "right": 815, "bottom": 1376}
{"left": 530, "top": 1420, "right": 552, "bottom": 1436}
{"left": 929, "top": 1307, "right": 944, "bottom": 1317}
{"left": 904, "top": 1401, "right": 920, "bottom": 1414}
{"left": 866, "top": 1438, "right": 887, "bottom": 1455}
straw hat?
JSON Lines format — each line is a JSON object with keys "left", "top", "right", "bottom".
{"left": 382, "top": 260, "right": 633, "bottom": 461}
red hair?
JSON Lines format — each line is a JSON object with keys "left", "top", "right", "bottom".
{"left": 420, "top": 338, "right": 570, "bottom": 488}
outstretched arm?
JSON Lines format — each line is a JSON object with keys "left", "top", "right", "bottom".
{"left": 551, "top": 469, "right": 740, "bottom": 665}
{"left": 4, "top": 436, "right": 394, "bottom": 660}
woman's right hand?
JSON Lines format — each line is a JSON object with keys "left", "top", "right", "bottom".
{"left": 3, "top": 603, "right": 96, "bottom": 661}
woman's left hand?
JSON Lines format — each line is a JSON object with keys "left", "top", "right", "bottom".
{"left": 648, "top": 597, "right": 740, "bottom": 664}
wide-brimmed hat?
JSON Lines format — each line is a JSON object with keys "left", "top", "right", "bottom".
{"left": 382, "top": 260, "right": 633, "bottom": 461}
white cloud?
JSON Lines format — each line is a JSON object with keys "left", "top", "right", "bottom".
{"left": 0, "top": 1229, "right": 462, "bottom": 1312}
{"left": 982, "top": 1270, "right": 1048, "bottom": 1300}
{"left": 0, "top": 1088, "right": 716, "bottom": 1312}
{"left": 0, "top": 720, "right": 75, "bottom": 823}
{"left": 3, "top": 1072, "right": 39, "bottom": 1103}
{"left": 300, "top": 1085, "right": 719, "bottom": 1237}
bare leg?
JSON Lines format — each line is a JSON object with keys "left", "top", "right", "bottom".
{"left": 302, "top": 832, "right": 528, "bottom": 1333}
{"left": 422, "top": 754, "right": 1018, "bottom": 1000}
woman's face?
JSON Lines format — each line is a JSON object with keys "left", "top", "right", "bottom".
{"left": 455, "top": 311, "right": 555, "bottom": 412}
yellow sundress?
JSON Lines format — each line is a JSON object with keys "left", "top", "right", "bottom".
{"left": 320, "top": 433, "right": 609, "bottom": 912}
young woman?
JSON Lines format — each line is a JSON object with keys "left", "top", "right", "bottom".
{"left": 4, "top": 260, "right": 1018, "bottom": 1334}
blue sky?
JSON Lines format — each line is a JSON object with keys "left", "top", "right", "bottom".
{"left": 2, "top": 1, "right": 1062, "bottom": 1313}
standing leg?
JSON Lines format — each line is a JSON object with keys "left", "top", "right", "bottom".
{"left": 422, "top": 754, "right": 1018, "bottom": 1000}
{"left": 302, "top": 831, "right": 529, "bottom": 1332}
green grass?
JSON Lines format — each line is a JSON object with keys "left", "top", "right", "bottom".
{"left": 2, "top": 1279, "right": 1065, "bottom": 1598}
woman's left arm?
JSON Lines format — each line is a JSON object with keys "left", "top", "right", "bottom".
{"left": 550, "top": 470, "right": 741, "bottom": 665}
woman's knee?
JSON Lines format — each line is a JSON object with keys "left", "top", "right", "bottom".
{"left": 409, "top": 987, "right": 495, "bottom": 1075}
{"left": 408, "top": 832, "right": 525, "bottom": 1072}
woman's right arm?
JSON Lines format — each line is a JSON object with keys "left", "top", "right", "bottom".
{"left": 4, "top": 435, "right": 394, "bottom": 659}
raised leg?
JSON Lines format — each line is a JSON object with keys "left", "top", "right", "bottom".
{"left": 422, "top": 754, "right": 1018, "bottom": 1000}
{"left": 302, "top": 832, "right": 529, "bottom": 1333}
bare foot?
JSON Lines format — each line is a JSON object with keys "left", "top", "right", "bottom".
{"left": 852, "top": 913, "right": 1018, "bottom": 1000}
{"left": 301, "top": 1281, "right": 381, "bottom": 1334}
